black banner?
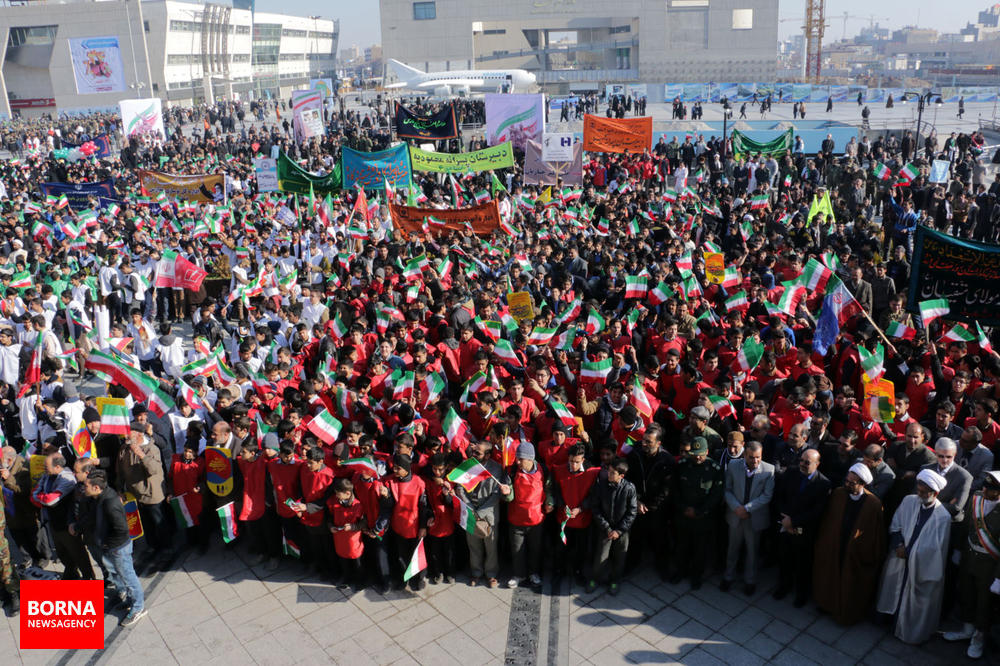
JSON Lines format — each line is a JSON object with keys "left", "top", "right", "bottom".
{"left": 908, "top": 225, "right": 1000, "bottom": 325}
{"left": 394, "top": 103, "right": 459, "bottom": 140}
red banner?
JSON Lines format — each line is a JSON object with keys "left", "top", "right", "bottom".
{"left": 582, "top": 115, "right": 653, "bottom": 154}
{"left": 389, "top": 200, "right": 501, "bottom": 239}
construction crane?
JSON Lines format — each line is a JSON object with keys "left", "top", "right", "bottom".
{"left": 804, "top": 0, "right": 826, "bottom": 83}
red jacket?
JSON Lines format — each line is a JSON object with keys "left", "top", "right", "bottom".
{"left": 328, "top": 497, "right": 365, "bottom": 558}
{"left": 298, "top": 465, "right": 334, "bottom": 527}
{"left": 237, "top": 455, "right": 268, "bottom": 521}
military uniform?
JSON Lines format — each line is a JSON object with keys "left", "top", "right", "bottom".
{"left": 671, "top": 456, "right": 724, "bottom": 586}
{"left": 0, "top": 487, "right": 19, "bottom": 612}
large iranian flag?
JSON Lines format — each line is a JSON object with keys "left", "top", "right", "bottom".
{"left": 580, "top": 358, "right": 612, "bottom": 381}
{"left": 442, "top": 407, "right": 468, "bottom": 447}
{"left": 308, "top": 409, "right": 343, "bottom": 445}
{"left": 798, "top": 258, "right": 832, "bottom": 293}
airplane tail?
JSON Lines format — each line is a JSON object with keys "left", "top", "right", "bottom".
{"left": 387, "top": 59, "right": 423, "bottom": 84}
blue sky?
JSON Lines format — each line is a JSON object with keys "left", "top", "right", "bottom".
{"left": 252, "top": 1, "right": 974, "bottom": 49}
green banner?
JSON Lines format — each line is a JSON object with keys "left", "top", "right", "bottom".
{"left": 730, "top": 129, "right": 793, "bottom": 156}
{"left": 408, "top": 143, "right": 515, "bottom": 174}
{"left": 276, "top": 151, "right": 342, "bottom": 195}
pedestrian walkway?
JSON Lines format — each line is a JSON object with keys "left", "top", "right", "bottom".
{"left": 2, "top": 539, "right": 969, "bottom": 665}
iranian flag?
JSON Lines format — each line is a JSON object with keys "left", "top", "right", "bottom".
{"left": 171, "top": 493, "right": 199, "bottom": 528}
{"left": 9, "top": 271, "right": 32, "bottom": 289}
{"left": 725, "top": 291, "right": 749, "bottom": 312}
{"left": 19, "top": 331, "right": 44, "bottom": 395}
{"left": 178, "top": 379, "right": 202, "bottom": 410}
{"left": 422, "top": 373, "right": 445, "bottom": 408}
{"left": 919, "top": 298, "right": 949, "bottom": 328}
{"left": 557, "top": 298, "right": 583, "bottom": 324}
{"left": 709, "top": 395, "right": 735, "bottom": 419}
{"left": 154, "top": 250, "right": 207, "bottom": 291}
{"left": 585, "top": 308, "right": 606, "bottom": 335}
{"left": 447, "top": 457, "right": 493, "bottom": 491}
{"left": 976, "top": 321, "right": 993, "bottom": 354}
{"left": 475, "top": 316, "right": 501, "bottom": 342}
{"left": 886, "top": 320, "right": 917, "bottom": 340}
{"left": 859, "top": 344, "right": 885, "bottom": 382}
{"left": 84, "top": 350, "right": 154, "bottom": 401}
{"left": 334, "top": 386, "right": 353, "bottom": 418}
{"left": 343, "top": 457, "right": 379, "bottom": 476}
{"left": 437, "top": 256, "right": 454, "bottom": 278}
{"left": 459, "top": 371, "right": 488, "bottom": 407}
{"left": 581, "top": 357, "right": 613, "bottom": 381}
{"left": 442, "top": 407, "right": 468, "bottom": 448}
{"left": 393, "top": 371, "right": 415, "bottom": 400}
{"left": 308, "top": 409, "right": 343, "bottom": 444}
{"left": 330, "top": 311, "right": 348, "bottom": 339}
{"left": 898, "top": 163, "right": 919, "bottom": 184}
{"left": 453, "top": 497, "right": 477, "bottom": 534}
{"left": 733, "top": 338, "right": 764, "bottom": 373}
{"left": 493, "top": 339, "right": 522, "bottom": 367}
{"left": 750, "top": 194, "right": 769, "bottom": 210}
{"left": 99, "top": 400, "right": 131, "bottom": 435}
{"left": 527, "top": 326, "right": 557, "bottom": 346}
{"left": 402, "top": 538, "right": 427, "bottom": 582}
{"left": 649, "top": 281, "right": 671, "bottom": 306}
{"left": 217, "top": 502, "right": 238, "bottom": 543}
{"left": 721, "top": 267, "right": 741, "bottom": 289}
{"left": 552, "top": 328, "right": 576, "bottom": 351}
{"left": 549, "top": 399, "right": 577, "bottom": 427}
{"left": 798, "top": 258, "right": 833, "bottom": 293}
{"left": 873, "top": 162, "right": 892, "bottom": 180}
{"left": 776, "top": 281, "right": 806, "bottom": 316}
{"left": 824, "top": 276, "right": 862, "bottom": 324}
{"left": 147, "top": 386, "right": 174, "bottom": 418}
{"left": 941, "top": 323, "right": 975, "bottom": 343}
{"left": 624, "top": 275, "right": 648, "bottom": 299}
{"left": 631, "top": 378, "right": 654, "bottom": 421}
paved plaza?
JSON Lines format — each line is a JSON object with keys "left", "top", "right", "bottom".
{"left": 2, "top": 539, "right": 976, "bottom": 665}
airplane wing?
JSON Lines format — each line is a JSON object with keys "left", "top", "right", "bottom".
{"left": 384, "top": 82, "right": 409, "bottom": 89}
{"left": 414, "top": 78, "right": 485, "bottom": 89}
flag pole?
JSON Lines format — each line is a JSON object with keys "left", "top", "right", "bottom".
{"left": 856, "top": 306, "right": 899, "bottom": 356}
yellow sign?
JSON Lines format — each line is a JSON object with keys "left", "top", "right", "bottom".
{"left": 205, "top": 446, "right": 235, "bottom": 497}
{"left": 29, "top": 454, "right": 47, "bottom": 486}
{"left": 507, "top": 291, "right": 535, "bottom": 322}
{"left": 95, "top": 396, "right": 127, "bottom": 414}
{"left": 862, "top": 376, "right": 895, "bottom": 422}
{"left": 705, "top": 252, "right": 725, "bottom": 284}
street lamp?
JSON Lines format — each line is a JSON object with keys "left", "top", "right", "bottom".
{"left": 900, "top": 90, "right": 940, "bottom": 144}
{"left": 722, "top": 103, "right": 733, "bottom": 159}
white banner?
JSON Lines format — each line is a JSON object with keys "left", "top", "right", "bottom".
{"left": 929, "top": 159, "right": 950, "bottom": 184}
{"left": 291, "top": 89, "right": 325, "bottom": 144}
{"left": 254, "top": 158, "right": 279, "bottom": 192}
{"left": 69, "top": 37, "right": 126, "bottom": 94}
{"left": 485, "top": 93, "right": 544, "bottom": 150}
{"left": 542, "top": 133, "right": 575, "bottom": 162}
{"left": 119, "top": 98, "right": 165, "bottom": 139}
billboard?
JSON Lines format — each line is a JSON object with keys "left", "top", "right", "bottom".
{"left": 485, "top": 93, "right": 544, "bottom": 149}
{"left": 69, "top": 37, "right": 126, "bottom": 94}
{"left": 119, "top": 98, "right": 165, "bottom": 139}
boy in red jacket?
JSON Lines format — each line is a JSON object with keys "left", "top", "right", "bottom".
{"left": 328, "top": 477, "right": 365, "bottom": 589}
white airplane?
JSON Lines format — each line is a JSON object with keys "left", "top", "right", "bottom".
{"left": 385, "top": 59, "right": 536, "bottom": 97}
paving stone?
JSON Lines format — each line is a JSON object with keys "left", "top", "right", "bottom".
{"left": 700, "top": 635, "right": 766, "bottom": 666}
{"left": 629, "top": 606, "right": 690, "bottom": 647}
{"left": 682, "top": 647, "right": 727, "bottom": 666}
{"left": 570, "top": 615, "right": 631, "bottom": 657}
{"left": 589, "top": 632, "right": 660, "bottom": 665}
{"left": 836, "top": 621, "right": 888, "bottom": 659}
{"left": 805, "top": 614, "right": 850, "bottom": 644}
{"left": 770, "top": 647, "right": 819, "bottom": 666}
{"left": 395, "top": 615, "right": 458, "bottom": 652}
{"left": 671, "top": 593, "right": 732, "bottom": 631}
{"left": 761, "top": 618, "right": 799, "bottom": 644}
{"left": 220, "top": 593, "right": 296, "bottom": 643}
{"left": 789, "top": 632, "right": 851, "bottom": 663}
{"left": 744, "top": 634, "right": 784, "bottom": 661}
{"left": 408, "top": 639, "right": 465, "bottom": 666}
{"left": 655, "top": 618, "right": 713, "bottom": 659}
{"left": 716, "top": 605, "right": 770, "bottom": 644}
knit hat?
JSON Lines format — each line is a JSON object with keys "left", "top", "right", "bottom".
{"left": 393, "top": 453, "right": 412, "bottom": 472}
{"left": 516, "top": 442, "right": 535, "bottom": 461}
{"left": 83, "top": 407, "right": 101, "bottom": 424}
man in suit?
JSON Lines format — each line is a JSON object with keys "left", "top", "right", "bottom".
{"left": 956, "top": 426, "right": 993, "bottom": 492}
{"left": 721, "top": 442, "right": 775, "bottom": 596}
{"left": 774, "top": 448, "right": 831, "bottom": 607}
{"left": 847, "top": 266, "right": 873, "bottom": 314}
{"left": 922, "top": 438, "right": 973, "bottom": 523}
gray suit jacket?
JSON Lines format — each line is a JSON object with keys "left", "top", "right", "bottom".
{"left": 920, "top": 462, "right": 973, "bottom": 522}
{"left": 870, "top": 460, "right": 896, "bottom": 501}
{"left": 723, "top": 459, "right": 775, "bottom": 531}
{"left": 958, "top": 445, "right": 994, "bottom": 492}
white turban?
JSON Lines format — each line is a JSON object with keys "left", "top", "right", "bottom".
{"left": 916, "top": 468, "right": 947, "bottom": 493}
{"left": 849, "top": 462, "right": 873, "bottom": 486}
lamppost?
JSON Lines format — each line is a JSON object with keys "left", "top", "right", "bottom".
{"left": 722, "top": 104, "right": 733, "bottom": 159}
{"left": 900, "top": 90, "right": 942, "bottom": 144}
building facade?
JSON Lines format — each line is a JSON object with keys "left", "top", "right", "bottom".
{"left": 380, "top": 0, "right": 778, "bottom": 92}
{"left": 0, "top": 0, "right": 337, "bottom": 118}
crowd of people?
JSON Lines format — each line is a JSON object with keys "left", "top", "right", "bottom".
{"left": 0, "top": 92, "right": 998, "bottom": 658}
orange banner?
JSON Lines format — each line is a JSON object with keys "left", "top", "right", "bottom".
{"left": 389, "top": 200, "right": 501, "bottom": 239}
{"left": 582, "top": 115, "right": 653, "bottom": 154}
